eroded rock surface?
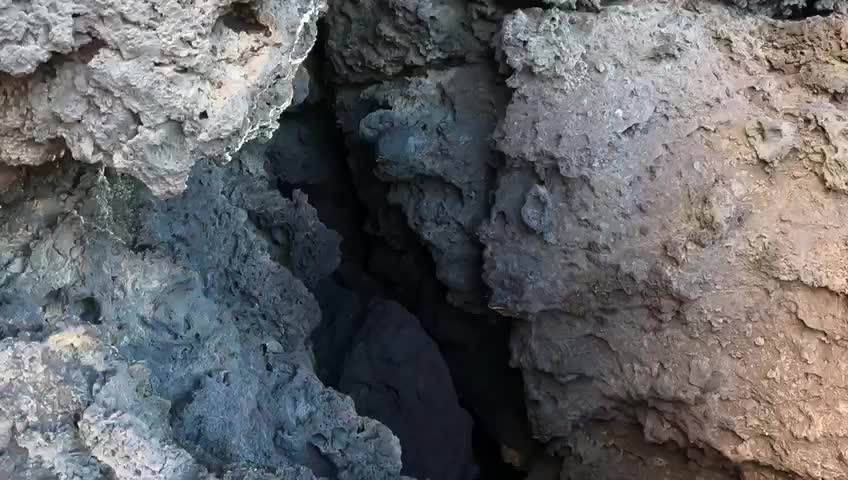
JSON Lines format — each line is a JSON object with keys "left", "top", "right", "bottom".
{"left": 325, "top": 0, "right": 500, "bottom": 84}
{"left": 8, "top": 0, "right": 848, "bottom": 478}
{"left": 337, "top": 65, "right": 509, "bottom": 309}
{"left": 0, "top": 152, "right": 405, "bottom": 479}
{"left": 327, "top": 0, "right": 511, "bottom": 311}
{"left": 0, "top": 0, "right": 324, "bottom": 197}
{"left": 483, "top": 3, "right": 848, "bottom": 479}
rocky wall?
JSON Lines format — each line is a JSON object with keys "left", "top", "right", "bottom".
{"left": 484, "top": 3, "right": 848, "bottom": 479}
{"left": 0, "top": 0, "right": 324, "bottom": 197}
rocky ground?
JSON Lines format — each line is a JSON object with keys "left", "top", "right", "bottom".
{"left": 3, "top": 0, "right": 848, "bottom": 479}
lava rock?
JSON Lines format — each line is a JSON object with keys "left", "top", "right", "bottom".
{"left": 483, "top": 3, "right": 848, "bottom": 478}
{"left": 0, "top": 0, "right": 325, "bottom": 197}
{"left": 0, "top": 151, "right": 403, "bottom": 479}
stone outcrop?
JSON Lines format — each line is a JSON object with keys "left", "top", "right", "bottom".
{"left": 0, "top": 0, "right": 324, "bottom": 197}
{"left": 0, "top": 151, "right": 405, "bottom": 479}
{"left": 7, "top": 0, "right": 848, "bottom": 478}
{"left": 325, "top": 0, "right": 848, "bottom": 477}
{"left": 483, "top": 3, "right": 848, "bottom": 478}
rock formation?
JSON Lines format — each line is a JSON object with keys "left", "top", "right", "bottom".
{"left": 1, "top": 0, "right": 323, "bottom": 197}
{"left": 325, "top": 0, "right": 848, "bottom": 477}
{"left": 6, "top": 0, "right": 848, "bottom": 479}
{"left": 0, "top": 149, "right": 407, "bottom": 479}
{"left": 483, "top": 4, "right": 848, "bottom": 478}
{"left": 328, "top": 0, "right": 508, "bottom": 311}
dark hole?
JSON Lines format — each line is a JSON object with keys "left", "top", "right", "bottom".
{"left": 74, "top": 297, "right": 102, "bottom": 324}
{"left": 218, "top": 2, "right": 272, "bottom": 36}
{"left": 76, "top": 38, "right": 107, "bottom": 63}
{"left": 472, "top": 422, "right": 525, "bottom": 480}
{"left": 777, "top": 0, "right": 834, "bottom": 19}
{"left": 492, "top": 0, "right": 548, "bottom": 11}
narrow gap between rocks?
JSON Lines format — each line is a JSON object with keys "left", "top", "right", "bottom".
{"left": 270, "top": 34, "right": 538, "bottom": 479}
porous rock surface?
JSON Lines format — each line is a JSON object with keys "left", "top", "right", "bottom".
{"left": 250, "top": 101, "right": 481, "bottom": 480}
{"left": 328, "top": 0, "right": 509, "bottom": 311}
{"left": 0, "top": 151, "right": 407, "bottom": 479}
{"left": 324, "top": 0, "right": 500, "bottom": 84}
{"left": 326, "top": 0, "right": 848, "bottom": 477}
{"left": 336, "top": 65, "right": 509, "bottom": 310}
{"left": 8, "top": 0, "right": 848, "bottom": 478}
{"left": 483, "top": 3, "right": 848, "bottom": 479}
{"left": 0, "top": 0, "right": 323, "bottom": 197}
{"left": 326, "top": 3, "right": 540, "bottom": 472}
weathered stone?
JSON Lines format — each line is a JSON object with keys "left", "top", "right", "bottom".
{"left": 484, "top": 4, "right": 848, "bottom": 478}
{"left": 0, "top": 0, "right": 325, "bottom": 197}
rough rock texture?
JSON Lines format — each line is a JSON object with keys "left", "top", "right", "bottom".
{"left": 13, "top": 0, "right": 848, "bottom": 478}
{"left": 0, "top": 151, "right": 407, "bottom": 479}
{"left": 481, "top": 3, "right": 848, "bottom": 479}
{"left": 324, "top": 0, "right": 500, "bottom": 84}
{"left": 559, "top": 422, "right": 739, "bottom": 480}
{"left": 327, "top": 0, "right": 509, "bottom": 311}
{"left": 261, "top": 102, "right": 480, "bottom": 480}
{"left": 0, "top": 0, "right": 324, "bottom": 197}
{"left": 337, "top": 65, "right": 509, "bottom": 309}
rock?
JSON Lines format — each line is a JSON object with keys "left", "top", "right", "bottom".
{"left": 0, "top": 0, "right": 325, "bottom": 197}
{"left": 482, "top": 3, "right": 848, "bottom": 478}
{"left": 326, "top": 0, "right": 512, "bottom": 310}
{"left": 0, "top": 150, "right": 403, "bottom": 479}
{"left": 339, "top": 64, "right": 509, "bottom": 309}
{"left": 339, "top": 299, "right": 477, "bottom": 480}
{"left": 325, "top": 0, "right": 497, "bottom": 84}
{"left": 14, "top": 0, "right": 848, "bottom": 478}
{"left": 559, "top": 422, "right": 738, "bottom": 480}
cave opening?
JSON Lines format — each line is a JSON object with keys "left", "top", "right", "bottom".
{"left": 264, "top": 23, "right": 544, "bottom": 480}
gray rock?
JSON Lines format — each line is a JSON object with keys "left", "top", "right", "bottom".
{"left": 325, "top": 0, "right": 498, "bottom": 84}
{"left": 0, "top": 0, "right": 325, "bottom": 197}
{"left": 337, "top": 64, "right": 508, "bottom": 310}
{"left": 0, "top": 150, "right": 404, "bottom": 479}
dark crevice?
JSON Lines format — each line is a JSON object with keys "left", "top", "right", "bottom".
{"left": 492, "top": 0, "right": 606, "bottom": 12}
{"left": 71, "top": 296, "right": 102, "bottom": 324}
{"left": 218, "top": 1, "right": 271, "bottom": 36}
{"left": 75, "top": 38, "right": 108, "bottom": 63}
{"left": 275, "top": 29, "right": 541, "bottom": 479}
{"left": 779, "top": 0, "right": 834, "bottom": 18}
{"left": 493, "top": 0, "right": 548, "bottom": 9}
{"left": 715, "top": 0, "right": 837, "bottom": 18}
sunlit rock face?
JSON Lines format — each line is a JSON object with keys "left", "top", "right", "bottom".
{"left": 483, "top": 3, "right": 848, "bottom": 478}
{"left": 0, "top": 0, "right": 324, "bottom": 197}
